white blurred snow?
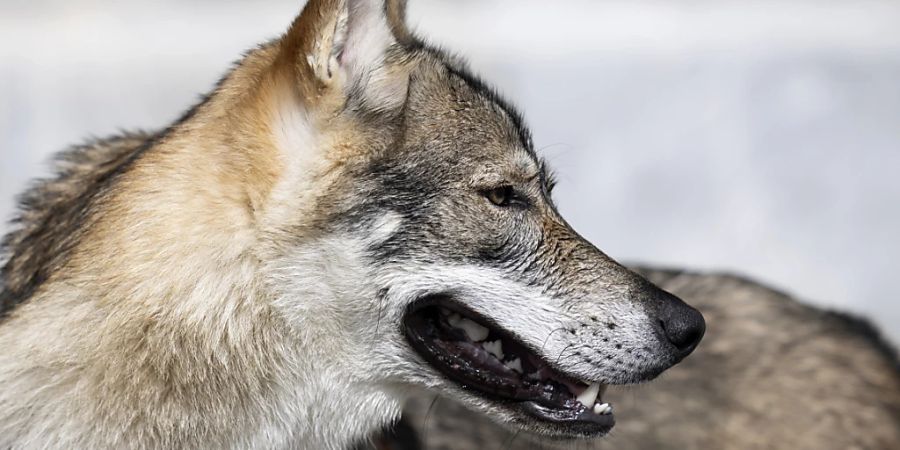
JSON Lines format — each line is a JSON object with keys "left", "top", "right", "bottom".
{"left": 1, "top": 0, "right": 899, "bottom": 343}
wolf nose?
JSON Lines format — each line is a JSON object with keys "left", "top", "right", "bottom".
{"left": 656, "top": 290, "right": 705, "bottom": 359}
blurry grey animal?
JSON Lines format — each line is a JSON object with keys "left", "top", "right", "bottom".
{"left": 360, "top": 268, "right": 899, "bottom": 450}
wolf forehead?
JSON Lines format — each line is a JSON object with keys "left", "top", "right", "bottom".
{"left": 407, "top": 53, "right": 534, "bottom": 153}
{"left": 325, "top": 48, "right": 556, "bottom": 221}
{"left": 374, "top": 48, "right": 540, "bottom": 173}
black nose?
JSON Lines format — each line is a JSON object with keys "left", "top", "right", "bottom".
{"left": 655, "top": 289, "right": 705, "bottom": 359}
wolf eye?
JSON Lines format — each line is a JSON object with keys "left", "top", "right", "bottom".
{"left": 483, "top": 186, "right": 515, "bottom": 207}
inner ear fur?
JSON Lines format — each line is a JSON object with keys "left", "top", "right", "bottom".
{"left": 274, "top": 0, "right": 413, "bottom": 106}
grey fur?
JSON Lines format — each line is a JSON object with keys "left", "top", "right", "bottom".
{"left": 0, "top": 131, "right": 154, "bottom": 315}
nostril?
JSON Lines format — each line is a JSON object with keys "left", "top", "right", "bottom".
{"left": 673, "top": 322, "right": 703, "bottom": 350}
{"left": 655, "top": 291, "right": 706, "bottom": 358}
{"left": 661, "top": 307, "right": 705, "bottom": 355}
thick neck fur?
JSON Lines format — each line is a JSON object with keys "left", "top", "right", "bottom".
{"left": 0, "top": 41, "right": 400, "bottom": 449}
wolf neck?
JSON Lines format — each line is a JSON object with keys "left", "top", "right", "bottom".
{"left": 0, "top": 46, "right": 400, "bottom": 449}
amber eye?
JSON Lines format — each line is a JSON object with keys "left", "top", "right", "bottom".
{"left": 484, "top": 186, "right": 515, "bottom": 207}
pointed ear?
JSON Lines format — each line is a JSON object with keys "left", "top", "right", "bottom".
{"left": 276, "top": 0, "right": 412, "bottom": 109}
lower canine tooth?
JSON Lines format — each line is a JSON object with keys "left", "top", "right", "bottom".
{"left": 593, "top": 403, "right": 603, "bottom": 414}
{"left": 576, "top": 382, "right": 601, "bottom": 407}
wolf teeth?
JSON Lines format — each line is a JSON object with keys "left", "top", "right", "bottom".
{"left": 576, "top": 382, "right": 601, "bottom": 407}
{"left": 592, "top": 402, "right": 612, "bottom": 415}
{"left": 505, "top": 357, "right": 522, "bottom": 373}
{"left": 447, "top": 313, "right": 489, "bottom": 341}
{"left": 482, "top": 340, "right": 504, "bottom": 360}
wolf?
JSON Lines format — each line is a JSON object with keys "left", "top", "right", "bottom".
{"left": 373, "top": 269, "right": 900, "bottom": 450}
{"left": 0, "top": 1, "right": 706, "bottom": 449}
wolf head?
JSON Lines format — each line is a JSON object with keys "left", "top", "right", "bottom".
{"left": 248, "top": 0, "right": 704, "bottom": 440}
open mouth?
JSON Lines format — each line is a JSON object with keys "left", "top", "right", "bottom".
{"left": 404, "top": 296, "right": 614, "bottom": 436}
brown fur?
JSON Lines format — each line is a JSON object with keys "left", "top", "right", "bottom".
{"left": 0, "top": 2, "right": 390, "bottom": 446}
{"left": 1, "top": 132, "right": 152, "bottom": 313}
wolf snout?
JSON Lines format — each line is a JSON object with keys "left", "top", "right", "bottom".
{"left": 653, "top": 289, "right": 705, "bottom": 360}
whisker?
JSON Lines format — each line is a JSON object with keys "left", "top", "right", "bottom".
{"left": 556, "top": 343, "right": 575, "bottom": 366}
{"left": 421, "top": 394, "right": 440, "bottom": 445}
{"left": 541, "top": 327, "right": 568, "bottom": 355}
{"left": 373, "top": 301, "right": 386, "bottom": 339}
{"left": 501, "top": 430, "right": 521, "bottom": 450}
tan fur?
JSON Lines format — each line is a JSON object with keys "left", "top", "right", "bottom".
{"left": 0, "top": 2, "right": 404, "bottom": 448}
{"left": 0, "top": 43, "right": 290, "bottom": 447}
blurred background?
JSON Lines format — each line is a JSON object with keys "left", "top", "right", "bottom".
{"left": 1, "top": 0, "right": 898, "bottom": 343}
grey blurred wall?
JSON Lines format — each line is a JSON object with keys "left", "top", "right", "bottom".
{"left": 1, "top": 0, "right": 898, "bottom": 343}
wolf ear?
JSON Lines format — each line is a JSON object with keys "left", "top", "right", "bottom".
{"left": 278, "top": 0, "right": 412, "bottom": 108}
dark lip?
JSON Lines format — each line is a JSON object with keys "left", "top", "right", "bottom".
{"left": 402, "top": 294, "right": 614, "bottom": 436}
{"left": 520, "top": 401, "right": 615, "bottom": 436}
